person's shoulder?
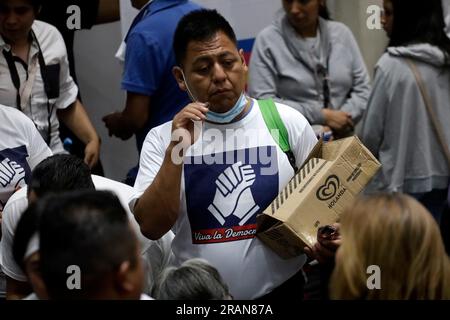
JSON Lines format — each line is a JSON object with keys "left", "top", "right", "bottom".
{"left": 0, "top": 106, "right": 35, "bottom": 130}
{"left": 32, "top": 20, "right": 66, "bottom": 54}
{"left": 326, "top": 20, "right": 355, "bottom": 42}
{"left": 2, "top": 187, "right": 28, "bottom": 232}
{"left": 256, "top": 24, "right": 281, "bottom": 43}
{"left": 375, "top": 51, "right": 405, "bottom": 75}
{"left": 274, "top": 101, "right": 310, "bottom": 127}
{"left": 148, "top": 121, "right": 173, "bottom": 140}
{"left": 92, "top": 175, "right": 134, "bottom": 195}
{"left": 32, "top": 20, "right": 62, "bottom": 40}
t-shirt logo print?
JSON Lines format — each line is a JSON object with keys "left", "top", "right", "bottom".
{"left": 0, "top": 158, "right": 26, "bottom": 188}
{"left": 184, "top": 147, "right": 279, "bottom": 245}
{"left": 0, "top": 146, "right": 31, "bottom": 210}
{"left": 208, "top": 162, "right": 260, "bottom": 226}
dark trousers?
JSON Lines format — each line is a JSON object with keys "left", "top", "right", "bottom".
{"left": 255, "top": 269, "right": 305, "bottom": 301}
{"left": 410, "top": 188, "right": 448, "bottom": 225}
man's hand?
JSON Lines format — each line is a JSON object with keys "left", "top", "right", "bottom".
{"left": 171, "top": 102, "right": 209, "bottom": 149}
{"left": 322, "top": 109, "right": 354, "bottom": 133}
{"left": 84, "top": 138, "right": 100, "bottom": 169}
{"left": 102, "top": 112, "right": 134, "bottom": 140}
{"left": 304, "top": 223, "right": 341, "bottom": 264}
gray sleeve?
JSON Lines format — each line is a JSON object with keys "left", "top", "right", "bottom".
{"left": 358, "top": 67, "right": 389, "bottom": 158}
{"left": 248, "top": 34, "right": 325, "bottom": 125}
{"left": 339, "top": 28, "right": 372, "bottom": 124}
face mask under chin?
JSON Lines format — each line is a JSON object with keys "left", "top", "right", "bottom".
{"left": 181, "top": 70, "right": 247, "bottom": 124}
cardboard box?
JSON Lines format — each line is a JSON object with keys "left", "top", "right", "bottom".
{"left": 256, "top": 136, "right": 381, "bottom": 259}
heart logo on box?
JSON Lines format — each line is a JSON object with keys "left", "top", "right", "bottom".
{"left": 316, "top": 175, "right": 340, "bottom": 201}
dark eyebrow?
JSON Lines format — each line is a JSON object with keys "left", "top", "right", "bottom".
{"left": 192, "top": 51, "right": 237, "bottom": 65}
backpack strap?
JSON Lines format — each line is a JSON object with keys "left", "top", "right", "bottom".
{"left": 258, "top": 99, "right": 298, "bottom": 172}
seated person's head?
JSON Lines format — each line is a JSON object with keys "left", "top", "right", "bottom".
{"left": 12, "top": 154, "right": 95, "bottom": 297}
{"left": 27, "top": 154, "right": 94, "bottom": 204}
{"left": 172, "top": 9, "right": 248, "bottom": 115}
{"left": 36, "top": 190, "right": 144, "bottom": 300}
{"left": 330, "top": 193, "right": 450, "bottom": 300}
{"left": 152, "top": 258, "right": 231, "bottom": 300}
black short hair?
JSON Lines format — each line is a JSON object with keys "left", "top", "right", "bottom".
{"left": 28, "top": 154, "right": 95, "bottom": 199}
{"left": 389, "top": 0, "right": 450, "bottom": 57}
{"left": 30, "top": 0, "right": 42, "bottom": 11}
{"left": 173, "top": 9, "right": 237, "bottom": 65}
{"left": 38, "top": 190, "right": 138, "bottom": 299}
{"left": 0, "top": 0, "right": 42, "bottom": 11}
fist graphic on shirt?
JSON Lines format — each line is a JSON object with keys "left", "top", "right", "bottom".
{"left": 208, "top": 162, "right": 260, "bottom": 226}
{"left": 0, "top": 158, "right": 26, "bottom": 188}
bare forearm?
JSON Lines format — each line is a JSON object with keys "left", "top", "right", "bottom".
{"left": 134, "top": 143, "right": 183, "bottom": 240}
{"left": 96, "top": 0, "right": 120, "bottom": 24}
{"left": 6, "top": 277, "right": 32, "bottom": 300}
{"left": 58, "top": 101, "right": 99, "bottom": 145}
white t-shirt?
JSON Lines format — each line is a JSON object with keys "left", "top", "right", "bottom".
{"left": 0, "top": 21, "right": 78, "bottom": 154}
{"left": 0, "top": 107, "right": 52, "bottom": 211}
{"left": 131, "top": 99, "right": 318, "bottom": 299}
{"left": 0, "top": 175, "right": 173, "bottom": 294}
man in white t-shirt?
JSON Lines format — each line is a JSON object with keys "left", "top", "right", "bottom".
{"left": 1, "top": 154, "right": 173, "bottom": 299}
{"left": 0, "top": 105, "right": 52, "bottom": 299}
{"left": 130, "top": 9, "right": 318, "bottom": 300}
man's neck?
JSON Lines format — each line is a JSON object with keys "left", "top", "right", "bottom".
{"left": 7, "top": 33, "right": 32, "bottom": 62}
{"left": 11, "top": 41, "right": 31, "bottom": 62}
{"left": 232, "top": 97, "right": 252, "bottom": 122}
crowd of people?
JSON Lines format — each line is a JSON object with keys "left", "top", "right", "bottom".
{"left": 0, "top": 0, "right": 449, "bottom": 300}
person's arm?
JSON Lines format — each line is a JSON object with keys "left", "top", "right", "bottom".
{"left": 102, "top": 92, "right": 150, "bottom": 140}
{"left": 304, "top": 223, "right": 341, "bottom": 265}
{"left": 6, "top": 277, "right": 32, "bottom": 300}
{"left": 339, "top": 27, "right": 372, "bottom": 125}
{"left": 321, "top": 109, "right": 354, "bottom": 133}
{"left": 96, "top": 0, "right": 120, "bottom": 24}
{"left": 57, "top": 100, "right": 100, "bottom": 168}
{"left": 133, "top": 103, "right": 209, "bottom": 240}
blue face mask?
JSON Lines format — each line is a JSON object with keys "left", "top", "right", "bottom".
{"left": 181, "top": 71, "right": 248, "bottom": 124}
{"left": 205, "top": 92, "right": 247, "bottom": 124}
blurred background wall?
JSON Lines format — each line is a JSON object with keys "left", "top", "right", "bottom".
{"left": 73, "top": 0, "right": 388, "bottom": 181}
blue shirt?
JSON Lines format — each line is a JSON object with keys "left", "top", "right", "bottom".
{"left": 122, "top": 0, "right": 201, "bottom": 152}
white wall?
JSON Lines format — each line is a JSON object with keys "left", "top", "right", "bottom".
{"left": 74, "top": 0, "right": 388, "bottom": 181}
{"left": 74, "top": 22, "right": 137, "bottom": 181}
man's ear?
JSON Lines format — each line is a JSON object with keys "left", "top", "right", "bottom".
{"left": 115, "top": 261, "right": 133, "bottom": 293}
{"left": 115, "top": 260, "right": 143, "bottom": 298}
{"left": 239, "top": 49, "right": 248, "bottom": 74}
{"left": 172, "top": 66, "right": 187, "bottom": 92}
